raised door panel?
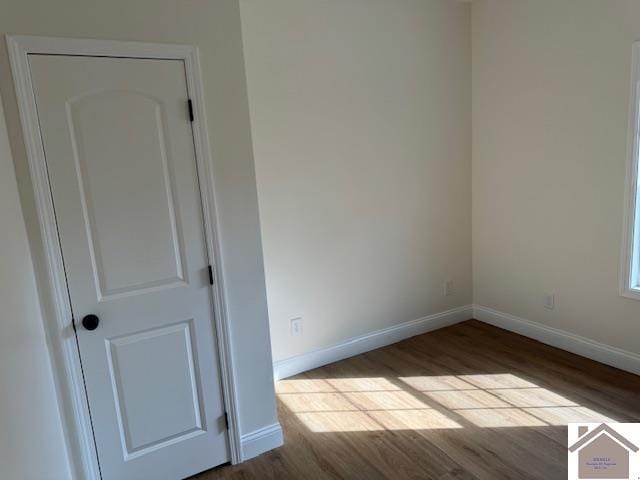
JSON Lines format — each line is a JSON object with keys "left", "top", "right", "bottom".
{"left": 67, "top": 91, "right": 186, "bottom": 301}
{"left": 106, "top": 321, "right": 204, "bottom": 459}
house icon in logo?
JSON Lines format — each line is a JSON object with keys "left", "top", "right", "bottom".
{"left": 569, "top": 424, "right": 639, "bottom": 479}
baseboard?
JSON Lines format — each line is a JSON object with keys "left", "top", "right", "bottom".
{"left": 273, "top": 305, "right": 473, "bottom": 381}
{"left": 239, "top": 422, "right": 283, "bottom": 462}
{"left": 473, "top": 305, "right": 640, "bottom": 376}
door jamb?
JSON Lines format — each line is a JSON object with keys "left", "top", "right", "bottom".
{"left": 6, "top": 35, "right": 243, "bottom": 479}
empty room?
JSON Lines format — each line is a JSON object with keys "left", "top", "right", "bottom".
{"left": 1, "top": 0, "right": 640, "bottom": 479}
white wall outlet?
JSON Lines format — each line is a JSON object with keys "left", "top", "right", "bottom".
{"left": 290, "top": 317, "right": 303, "bottom": 336}
{"left": 543, "top": 293, "right": 555, "bottom": 310}
{"left": 444, "top": 279, "right": 453, "bottom": 296}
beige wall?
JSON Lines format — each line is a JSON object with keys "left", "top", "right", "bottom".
{"left": 472, "top": 0, "right": 640, "bottom": 354}
{"left": 0, "top": 0, "right": 276, "bottom": 477}
{"left": 240, "top": 0, "right": 472, "bottom": 362}
{"left": 0, "top": 93, "right": 72, "bottom": 480}
{"left": 4, "top": 0, "right": 640, "bottom": 476}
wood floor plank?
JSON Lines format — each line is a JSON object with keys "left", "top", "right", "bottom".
{"left": 194, "top": 320, "right": 640, "bottom": 480}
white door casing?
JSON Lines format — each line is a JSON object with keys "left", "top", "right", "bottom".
{"left": 7, "top": 36, "right": 242, "bottom": 480}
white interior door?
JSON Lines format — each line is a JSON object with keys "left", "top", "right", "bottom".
{"left": 28, "top": 54, "right": 229, "bottom": 480}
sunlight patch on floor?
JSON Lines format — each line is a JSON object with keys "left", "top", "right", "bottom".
{"left": 368, "top": 408, "right": 462, "bottom": 430}
{"left": 457, "top": 408, "right": 547, "bottom": 428}
{"left": 297, "top": 411, "right": 384, "bottom": 432}
{"left": 344, "top": 390, "right": 429, "bottom": 410}
{"left": 524, "top": 406, "right": 615, "bottom": 425}
{"left": 279, "top": 392, "right": 358, "bottom": 413}
{"left": 277, "top": 373, "right": 616, "bottom": 432}
{"left": 327, "top": 377, "right": 401, "bottom": 392}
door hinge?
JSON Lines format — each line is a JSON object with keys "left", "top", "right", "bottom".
{"left": 224, "top": 412, "right": 229, "bottom": 430}
{"left": 187, "top": 99, "right": 194, "bottom": 122}
{"left": 208, "top": 265, "right": 214, "bottom": 285}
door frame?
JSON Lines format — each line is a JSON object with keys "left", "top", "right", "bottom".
{"left": 7, "top": 35, "right": 242, "bottom": 479}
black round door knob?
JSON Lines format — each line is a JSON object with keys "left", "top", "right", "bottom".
{"left": 82, "top": 314, "right": 100, "bottom": 331}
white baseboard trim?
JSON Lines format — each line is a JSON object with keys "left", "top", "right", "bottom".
{"left": 239, "top": 422, "right": 283, "bottom": 462}
{"left": 273, "top": 305, "right": 473, "bottom": 381}
{"left": 473, "top": 305, "right": 640, "bottom": 376}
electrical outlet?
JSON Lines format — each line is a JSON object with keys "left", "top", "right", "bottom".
{"left": 444, "top": 279, "right": 453, "bottom": 296}
{"left": 543, "top": 293, "right": 555, "bottom": 310}
{"left": 290, "top": 317, "right": 303, "bottom": 336}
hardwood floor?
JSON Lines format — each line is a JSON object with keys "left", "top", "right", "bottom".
{"left": 195, "top": 320, "right": 640, "bottom": 480}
